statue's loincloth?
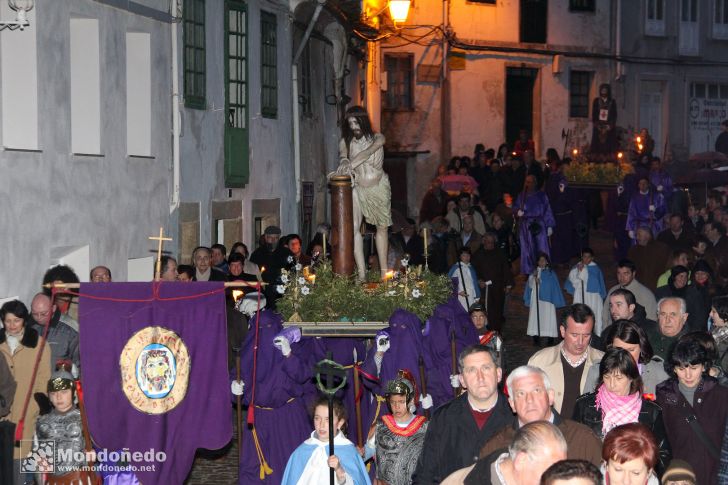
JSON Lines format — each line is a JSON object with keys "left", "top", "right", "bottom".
{"left": 355, "top": 173, "right": 392, "bottom": 227}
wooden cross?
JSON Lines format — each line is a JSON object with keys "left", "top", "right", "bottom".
{"left": 149, "top": 227, "right": 172, "bottom": 281}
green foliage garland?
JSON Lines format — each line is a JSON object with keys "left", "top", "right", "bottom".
{"left": 276, "top": 262, "right": 452, "bottom": 323}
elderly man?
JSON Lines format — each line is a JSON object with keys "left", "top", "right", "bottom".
{"left": 442, "top": 421, "right": 567, "bottom": 485}
{"left": 159, "top": 255, "right": 178, "bottom": 282}
{"left": 413, "top": 345, "right": 513, "bottom": 484}
{"left": 447, "top": 192, "right": 487, "bottom": 235}
{"left": 646, "top": 297, "right": 689, "bottom": 360}
{"left": 657, "top": 213, "right": 693, "bottom": 253}
{"left": 602, "top": 259, "right": 658, "bottom": 329}
{"left": 479, "top": 365, "right": 602, "bottom": 466}
{"left": 192, "top": 246, "right": 227, "bottom": 282}
{"left": 30, "top": 293, "right": 80, "bottom": 374}
{"left": 89, "top": 265, "right": 112, "bottom": 283}
{"left": 528, "top": 304, "right": 603, "bottom": 418}
{"left": 705, "top": 220, "right": 728, "bottom": 285}
{"left": 447, "top": 213, "right": 482, "bottom": 267}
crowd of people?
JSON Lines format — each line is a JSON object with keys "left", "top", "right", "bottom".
{"left": 4, "top": 137, "right": 728, "bottom": 484}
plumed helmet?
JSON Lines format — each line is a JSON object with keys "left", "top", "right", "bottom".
{"left": 385, "top": 369, "right": 418, "bottom": 404}
{"left": 47, "top": 369, "right": 75, "bottom": 394}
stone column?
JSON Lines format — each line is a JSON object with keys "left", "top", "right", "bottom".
{"left": 329, "top": 175, "right": 354, "bottom": 276}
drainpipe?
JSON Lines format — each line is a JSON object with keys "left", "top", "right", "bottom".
{"left": 170, "top": 0, "right": 181, "bottom": 213}
{"left": 293, "top": 0, "right": 327, "bottom": 210}
{"left": 615, "top": 0, "right": 623, "bottom": 81}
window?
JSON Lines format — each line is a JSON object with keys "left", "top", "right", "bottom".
{"left": 225, "top": 0, "right": 249, "bottom": 187}
{"left": 298, "top": 42, "right": 313, "bottom": 117}
{"left": 569, "top": 0, "right": 595, "bottom": 12}
{"left": 679, "top": 0, "right": 699, "bottom": 55}
{"left": 467, "top": 0, "right": 496, "bottom": 4}
{"left": 520, "top": 0, "right": 548, "bottom": 43}
{"left": 70, "top": 19, "right": 100, "bottom": 154}
{"left": 645, "top": 0, "right": 665, "bottom": 36}
{"left": 383, "top": 54, "right": 414, "bottom": 111}
{"left": 569, "top": 70, "right": 591, "bottom": 118}
{"left": 261, "top": 11, "right": 277, "bottom": 119}
{"left": 714, "top": 0, "right": 728, "bottom": 38}
{"left": 690, "top": 82, "right": 728, "bottom": 99}
{"left": 127, "top": 33, "right": 151, "bottom": 157}
{"left": 2, "top": 4, "right": 38, "bottom": 149}
{"left": 183, "top": 0, "right": 206, "bottom": 109}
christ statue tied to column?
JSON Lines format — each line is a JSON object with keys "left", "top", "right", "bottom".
{"left": 334, "top": 106, "right": 393, "bottom": 281}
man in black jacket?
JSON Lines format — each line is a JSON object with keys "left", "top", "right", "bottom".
{"left": 412, "top": 345, "right": 513, "bottom": 484}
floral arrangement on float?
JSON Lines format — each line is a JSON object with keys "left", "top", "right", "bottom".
{"left": 562, "top": 148, "right": 634, "bottom": 187}
{"left": 276, "top": 255, "right": 452, "bottom": 323}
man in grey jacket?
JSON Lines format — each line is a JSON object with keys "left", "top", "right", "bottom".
{"left": 30, "top": 293, "right": 80, "bottom": 375}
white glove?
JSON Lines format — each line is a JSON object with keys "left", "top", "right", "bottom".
{"left": 657, "top": 185, "right": 663, "bottom": 192}
{"left": 376, "top": 336, "right": 390, "bottom": 353}
{"left": 517, "top": 210, "right": 525, "bottom": 217}
{"left": 273, "top": 336, "right": 292, "bottom": 357}
{"left": 628, "top": 230, "right": 635, "bottom": 239}
{"left": 231, "top": 380, "right": 245, "bottom": 396}
{"left": 649, "top": 204, "right": 655, "bottom": 212}
{"left": 547, "top": 227, "right": 553, "bottom": 237}
{"left": 420, "top": 394, "right": 433, "bottom": 410}
{"left": 450, "top": 374, "right": 461, "bottom": 388}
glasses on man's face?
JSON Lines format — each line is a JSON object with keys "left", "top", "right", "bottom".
{"left": 92, "top": 274, "right": 110, "bottom": 281}
{"left": 32, "top": 310, "right": 50, "bottom": 319}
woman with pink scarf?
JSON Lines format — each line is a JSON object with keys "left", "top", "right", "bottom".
{"left": 572, "top": 348, "right": 671, "bottom": 478}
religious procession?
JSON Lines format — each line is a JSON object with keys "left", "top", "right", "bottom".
{"left": 2, "top": 98, "right": 728, "bottom": 485}
{"left": 4, "top": 1, "right": 728, "bottom": 485}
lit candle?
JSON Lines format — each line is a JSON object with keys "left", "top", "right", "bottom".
{"left": 617, "top": 152, "right": 623, "bottom": 160}
{"left": 572, "top": 148, "right": 578, "bottom": 156}
{"left": 322, "top": 232, "right": 327, "bottom": 260}
{"left": 423, "top": 227, "right": 428, "bottom": 260}
{"left": 232, "top": 290, "right": 244, "bottom": 302}
{"left": 636, "top": 136, "right": 642, "bottom": 143}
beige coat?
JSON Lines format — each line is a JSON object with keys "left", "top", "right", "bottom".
{"left": 0, "top": 327, "right": 51, "bottom": 459}
{"left": 527, "top": 342, "right": 603, "bottom": 413}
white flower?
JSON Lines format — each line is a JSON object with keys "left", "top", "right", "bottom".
{"left": 276, "top": 285, "right": 286, "bottom": 294}
{"left": 412, "top": 288, "right": 422, "bottom": 298}
{"left": 280, "top": 274, "right": 289, "bottom": 284}
{"left": 401, "top": 258, "right": 410, "bottom": 268}
{"left": 297, "top": 277, "right": 306, "bottom": 285}
{"left": 295, "top": 263, "right": 302, "bottom": 271}
{"left": 287, "top": 255, "right": 294, "bottom": 264}
{"left": 301, "top": 286, "right": 310, "bottom": 296}
{"left": 387, "top": 290, "right": 396, "bottom": 297}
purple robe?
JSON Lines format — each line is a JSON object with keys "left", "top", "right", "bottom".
{"left": 606, "top": 182, "right": 633, "bottom": 260}
{"left": 424, "top": 297, "right": 479, "bottom": 407}
{"left": 319, "top": 337, "right": 373, "bottom": 448}
{"left": 545, "top": 174, "right": 578, "bottom": 264}
{"left": 649, "top": 169, "right": 673, "bottom": 205}
{"left": 626, "top": 190, "right": 667, "bottom": 236}
{"left": 239, "top": 311, "right": 312, "bottom": 484}
{"left": 515, "top": 190, "right": 556, "bottom": 274}
{"left": 360, "top": 310, "right": 431, "bottom": 425}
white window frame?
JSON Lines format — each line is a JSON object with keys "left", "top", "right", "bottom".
{"left": 714, "top": 0, "right": 728, "bottom": 39}
{"left": 645, "top": 0, "right": 666, "bottom": 36}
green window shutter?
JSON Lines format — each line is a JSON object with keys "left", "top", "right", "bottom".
{"left": 224, "top": 0, "right": 249, "bottom": 187}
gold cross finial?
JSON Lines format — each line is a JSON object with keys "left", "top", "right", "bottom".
{"left": 149, "top": 227, "right": 173, "bottom": 280}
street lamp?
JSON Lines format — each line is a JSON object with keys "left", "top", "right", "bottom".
{"left": 1, "top": 0, "right": 34, "bottom": 31}
{"left": 389, "top": 0, "right": 411, "bottom": 23}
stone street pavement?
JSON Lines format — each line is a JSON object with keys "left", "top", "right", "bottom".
{"left": 184, "top": 229, "right": 619, "bottom": 483}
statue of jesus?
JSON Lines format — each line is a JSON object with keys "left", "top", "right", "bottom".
{"left": 334, "top": 106, "right": 392, "bottom": 280}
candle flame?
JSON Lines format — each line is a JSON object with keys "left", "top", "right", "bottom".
{"left": 617, "top": 152, "right": 623, "bottom": 159}
{"left": 636, "top": 136, "right": 642, "bottom": 143}
{"left": 385, "top": 270, "right": 395, "bottom": 280}
{"left": 232, "top": 290, "right": 244, "bottom": 302}
{"left": 572, "top": 149, "right": 578, "bottom": 155}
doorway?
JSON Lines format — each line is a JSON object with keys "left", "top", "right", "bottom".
{"left": 505, "top": 67, "right": 538, "bottom": 149}
{"left": 639, "top": 81, "right": 664, "bottom": 158}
